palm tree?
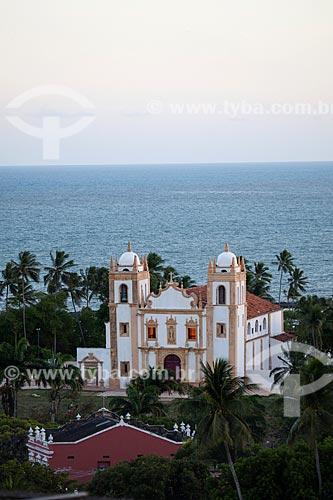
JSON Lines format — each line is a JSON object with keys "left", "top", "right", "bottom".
{"left": 0, "top": 338, "right": 41, "bottom": 417}
{"left": 147, "top": 253, "right": 165, "bottom": 292}
{"left": 198, "top": 359, "right": 255, "bottom": 500}
{"left": 287, "top": 267, "right": 308, "bottom": 304}
{"left": 162, "top": 265, "right": 179, "bottom": 285}
{"left": 297, "top": 296, "right": 324, "bottom": 349}
{"left": 80, "top": 268, "right": 95, "bottom": 308}
{"left": 270, "top": 345, "right": 306, "bottom": 387}
{"left": 276, "top": 250, "right": 294, "bottom": 305}
{"left": 109, "top": 384, "right": 165, "bottom": 418}
{"left": 38, "top": 353, "right": 84, "bottom": 423}
{"left": 288, "top": 358, "right": 333, "bottom": 498}
{"left": 247, "top": 261, "right": 272, "bottom": 300}
{"left": 62, "top": 272, "right": 86, "bottom": 346}
{"left": 44, "top": 250, "right": 76, "bottom": 293}
{"left": 175, "top": 275, "right": 197, "bottom": 288}
{"left": 0, "top": 263, "right": 17, "bottom": 311}
{"left": 131, "top": 366, "right": 186, "bottom": 395}
{"left": 11, "top": 251, "right": 40, "bottom": 338}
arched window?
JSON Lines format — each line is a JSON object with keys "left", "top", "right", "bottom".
{"left": 120, "top": 284, "right": 128, "bottom": 303}
{"left": 217, "top": 285, "right": 226, "bottom": 305}
{"left": 255, "top": 320, "right": 259, "bottom": 333}
{"left": 263, "top": 318, "right": 267, "bottom": 330}
{"left": 247, "top": 322, "right": 251, "bottom": 335}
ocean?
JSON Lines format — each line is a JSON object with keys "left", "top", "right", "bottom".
{"left": 0, "top": 162, "right": 332, "bottom": 299}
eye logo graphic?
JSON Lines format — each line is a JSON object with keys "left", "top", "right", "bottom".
{"left": 249, "top": 341, "right": 333, "bottom": 417}
{"left": 6, "top": 85, "right": 96, "bottom": 160}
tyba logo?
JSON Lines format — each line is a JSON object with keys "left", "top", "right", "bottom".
{"left": 6, "top": 85, "right": 95, "bottom": 160}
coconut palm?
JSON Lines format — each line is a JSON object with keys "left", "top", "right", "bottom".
{"left": 287, "top": 267, "right": 308, "bottom": 304}
{"left": 247, "top": 261, "right": 272, "bottom": 300}
{"left": 0, "top": 338, "right": 41, "bottom": 417}
{"left": 276, "top": 250, "right": 294, "bottom": 305}
{"left": 147, "top": 252, "right": 165, "bottom": 292}
{"left": 62, "top": 272, "right": 86, "bottom": 346}
{"left": 80, "top": 268, "right": 96, "bottom": 308}
{"left": 175, "top": 275, "right": 197, "bottom": 289}
{"left": 297, "top": 296, "right": 324, "bottom": 349}
{"left": 0, "top": 262, "right": 17, "bottom": 311}
{"left": 44, "top": 250, "right": 76, "bottom": 293}
{"left": 11, "top": 251, "right": 40, "bottom": 338}
{"left": 198, "top": 359, "right": 255, "bottom": 500}
{"left": 131, "top": 366, "right": 186, "bottom": 395}
{"left": 270, "top": 344, "right": 306, "bottom": 387}
{"left": 288, "top": 358, "right": 333, "bottom": 498}
{"left": 109, "top": 384, "right": 165, "bottom": 418}
{"left": 37, "top": 353, "right": 84, "bottom": 423}
{"left": 162, "top": 266, "right": 179, "bottom": 285}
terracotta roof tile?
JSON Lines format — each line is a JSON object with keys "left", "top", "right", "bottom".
{"left": 186, "top": 285, "right": 207, "bottom": 306}
{"left": 272, "top": 332, "right": 295, "bottom": 342}
{"left": 246, "top": 292, "right": 282, "bottom": 319}
{"left": 187, "top": 286, "right": 282, "bottom": 320}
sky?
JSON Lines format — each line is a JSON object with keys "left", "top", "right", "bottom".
{"left": 1, "top": 0, "right": 333, "bottom": 165}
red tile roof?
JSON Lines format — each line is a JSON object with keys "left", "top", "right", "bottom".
{"left": 186, "top": 285, "right": 207, "bottom": 306}
{"left": 272, "top": 332, "right": 295, "bottom": 342}
{"left": 187, "top": 286, "right": 282, "bottom": 320}
{"left": 246, "top": 292, "right": 282, "bottom": 319}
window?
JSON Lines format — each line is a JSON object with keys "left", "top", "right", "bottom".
{"left": 247, "top": 322, "right": 251, "bottom": 335}
{"left": 216, "top": 323, "right": 226, "bottom": 338}
{"left": 187, "top": 327, "right": 197, "bottom": 340}
{"left": 259, "top": 325, "right": 262, "bottom": 332}
{"left": 120, "top": 361, "right": 130, "bottom": 376}
{"left": 148, "top": 326, "right": 156, "bottom": 339}
{"left": 67, "top": 456, "right": 75, "bottom": 459}
{"left": 146, "top": 317, "right": 158, "bottom": 340}
{"left": 263, "top": 318, "right": 267, "bottom": 330}
{"left": 217, "top": 285, "right": 226, "bottom": 304}
{"left": 119, "top": 322, "right": 129, "bottom": 337}
{"left": 255, "top": 320, "right": 259, "bottom": 333}
{"left": 186, "top": 318, "right": 198, "bottom": 341}
{"left": 97, "top": 461, "right": 110, "bottom": 470}
{"left": 120, "top": 284, "right": 128, "bottom": 303}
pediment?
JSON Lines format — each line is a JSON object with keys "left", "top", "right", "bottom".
{"left": 146, "top": 283, "right": 197, "bottom": 310}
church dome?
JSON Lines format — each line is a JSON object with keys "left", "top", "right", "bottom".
{"left": 119, "top": 242, "right": 140, "bottom": 267}
{"left": 217, "top": 242, "right": 237, "bottom": 268}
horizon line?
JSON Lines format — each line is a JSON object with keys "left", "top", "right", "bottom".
{"left": 1, "top": 160, "right": 333, "bottom": 168}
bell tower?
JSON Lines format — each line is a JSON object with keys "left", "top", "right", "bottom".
{"left": 108, "top": 242, "right": 150, "bottom": 387}
{"left": 206, "top": 242, "right": 246, "bottom": 376}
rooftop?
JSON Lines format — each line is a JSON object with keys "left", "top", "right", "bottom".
{"left": 187, "top": 285, "right": 282, "bottom": 319}
{"left": 46, "top": 409, "right": 184, "bottom": 443}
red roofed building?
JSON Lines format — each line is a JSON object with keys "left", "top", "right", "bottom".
{"left": 27, "top": 409, "right": 185, "bottom": 483}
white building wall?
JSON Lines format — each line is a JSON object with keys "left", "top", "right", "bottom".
{"left": 270, "top": 311, "right": 283, "bottom": 336}
{"left": 236, "top": 304, "right": 246, "bottom": 376}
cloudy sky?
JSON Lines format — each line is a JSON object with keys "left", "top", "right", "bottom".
{"left": 1, "top": 0, "right": 333, "bottom": 165}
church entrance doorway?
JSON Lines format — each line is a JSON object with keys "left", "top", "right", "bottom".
{"left": 164, "top": 354, "right": 181, "bottom": 381}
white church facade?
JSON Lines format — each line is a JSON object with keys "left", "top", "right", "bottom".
{"left": 77, "top": 242, "right": 290, "bottom": 390}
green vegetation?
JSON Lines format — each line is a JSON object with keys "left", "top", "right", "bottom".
{"left": 0, "top": 248, "right": 332, "bottom": 498}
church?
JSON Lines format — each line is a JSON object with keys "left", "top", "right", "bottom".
{"left": 77, "top": 242, "right": 290, "bottom": 390}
